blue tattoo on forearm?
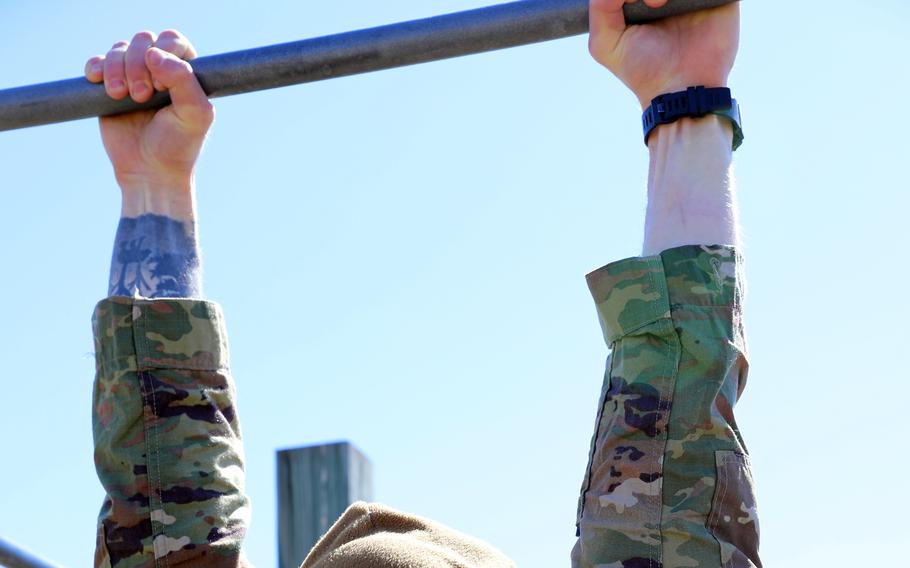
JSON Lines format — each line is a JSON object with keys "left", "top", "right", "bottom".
{"left": 109, "top": 214, "right": 202, "bottom": 298}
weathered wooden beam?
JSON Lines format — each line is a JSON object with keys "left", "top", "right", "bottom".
{"left": 277, "top": 441, "right": 373, "bottom": 568}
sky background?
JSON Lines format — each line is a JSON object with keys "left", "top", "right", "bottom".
{"left": 1, "top": 0, "right": 908, "bottom": 566}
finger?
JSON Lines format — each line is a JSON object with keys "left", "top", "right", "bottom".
{"left": 153, "top": 30, "right": 198, "bottom": 91}
{"left": 589, "top": 0, "right": 627, "bottom": 56}
{"left": 145, "top": 48, "right": 214, "bottom": 130}
{"left": 126, "top": 31, "right": 157, "bottom": 103}
{"left": 641, "top": 0, "right": 669, "bottom": 7}
{"left": 84, "top": 55, "right": 105, "bottom": 83}
{"left": 103, "top": 41, "right": 129, "bottom": 99}
{"left": 155, "top": 29, "right": 198, "bottom": 60}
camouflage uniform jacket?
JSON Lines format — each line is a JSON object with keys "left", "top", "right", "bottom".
{"left": 90, "top": 244, "right": 759, "bottom": 567}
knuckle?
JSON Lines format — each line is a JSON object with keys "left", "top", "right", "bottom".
{"left": 174, "top": 59, "right": 194, "bottom": 74}
{"left": 155, "top": 37, "right": 180, "bottom": 53}
{"left": 587, "top": 36, "right": 599, "bottom": 57}
{"left": 131, "top": 30, "right": 156, "bottom": 44}
{"left": 183, "top": 103, "right": 214, "bottom": 132}
{"left": 157, "top": 29, "right": 181, "bottom": 41}
{"left": 110, "top": 40, "right": 129, "bottom": 51}
{"left": 199, "top": 103, "right": 215, "bottom": 123}
{"left": 106, "top": 49, "right": 126, "bottom": 63}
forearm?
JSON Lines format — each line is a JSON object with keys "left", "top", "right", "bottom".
{"left": 643, "top": 115, "right": 739, "bottom": 255}
{"left": 109, "top": 178, "right": 203, "bottom": 298}
{"left": 577, "top": 113, "right": 753, "bottom": 568}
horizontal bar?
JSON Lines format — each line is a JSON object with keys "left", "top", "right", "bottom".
{"left": 0, "top": 0, "right": 736, "bottom": 132}
{"left": 0, "top": 536, "right": 64, "bottom": 568}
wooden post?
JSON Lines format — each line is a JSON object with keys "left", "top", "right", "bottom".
{"left": 277, "top": 441, "right": 373, "bottom": 568}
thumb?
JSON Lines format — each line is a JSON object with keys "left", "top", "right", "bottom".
{"left": 589, "top": 0, "right": 629, "bottom": 58}
{"left": 589, "top": 0, "right": 670, "bottom": 59}
{"left": 145, "top": 47, "right": 214, "bottom": 130}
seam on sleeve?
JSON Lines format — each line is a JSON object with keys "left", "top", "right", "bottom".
{"left": 657, "top": 317, "right": 682, "bottom": 568}
{"left": 135, "top": 303, "right": 168, "bottom": 568}
{"left": 655, "top": 254, "right": 686, "bottom": 568}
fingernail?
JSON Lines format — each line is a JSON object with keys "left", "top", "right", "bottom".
{"left": 90, "top": 62, "right": 102, "bottom": 75}
{"left": 147, "top": 49, "right": 163, "bottom": 65}
{"left": 109, "top": 79, "right": 125, "bottom": 91}
{"left": 132, "top": 82, "right": 148, "bottom": 96}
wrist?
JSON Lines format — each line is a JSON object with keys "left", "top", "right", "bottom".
{"left": 647, "top": 112, "right": 733, "bottom": 155}
{"left": 117, "top": 173, "right": 197, "bottom": 221}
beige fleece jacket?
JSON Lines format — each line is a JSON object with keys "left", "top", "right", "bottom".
{"left": 301, "top": 502, "right": 516, "bottom": 568}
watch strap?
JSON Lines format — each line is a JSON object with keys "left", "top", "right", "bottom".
{"left": 642, "top": 86, "right": 743, "bottom": 151}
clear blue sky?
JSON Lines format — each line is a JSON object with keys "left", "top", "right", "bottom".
{"left": 1, "top": 1, "right": 908, "bottom": 566}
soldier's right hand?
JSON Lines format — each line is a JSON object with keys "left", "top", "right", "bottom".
{"left": 588, "top": 0, "right": 740, "bottom": 109}
{"left": 84, "top": 30, "right": 213, "bottom": 201}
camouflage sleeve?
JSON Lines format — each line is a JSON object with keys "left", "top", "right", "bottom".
{"left": 572, "top": 245, "right": 761, "bottom": 568}
{"left": 92, "top": 297, "right": 252, "bottom": 567}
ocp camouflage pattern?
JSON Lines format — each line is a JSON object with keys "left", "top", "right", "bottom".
{"left": 89, "top": 246, "right": 761, "bottom": 568}
{"left": 92, "top": 298, "right": 251, "bottom": 567}
{"left": 572, "top": 245, "right": 761, "bottom": 568}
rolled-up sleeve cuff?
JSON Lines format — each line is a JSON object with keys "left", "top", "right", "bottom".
{"left": 93, "top": 297, "right": 231, "bottom": 376}
{"left": 586, "top": 245, "right": 742, "bottom": 345}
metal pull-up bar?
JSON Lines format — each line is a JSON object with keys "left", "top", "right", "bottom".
{"left": 0, "top": 535, "right": 63, "bottom": 568}
{"left": 0, "top": 0, "right": 736, "bottom": 132}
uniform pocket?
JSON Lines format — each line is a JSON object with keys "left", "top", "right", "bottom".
{"left": 707, "top": 451, "right": 762, "bottom": 568}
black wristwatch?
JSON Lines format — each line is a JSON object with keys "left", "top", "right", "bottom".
{"left": 642, "top": 86, "right": 743, "bottom": 151}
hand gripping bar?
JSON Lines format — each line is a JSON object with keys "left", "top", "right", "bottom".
{"left": 0, "top": 0, "right": 737, "bottom": 132}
